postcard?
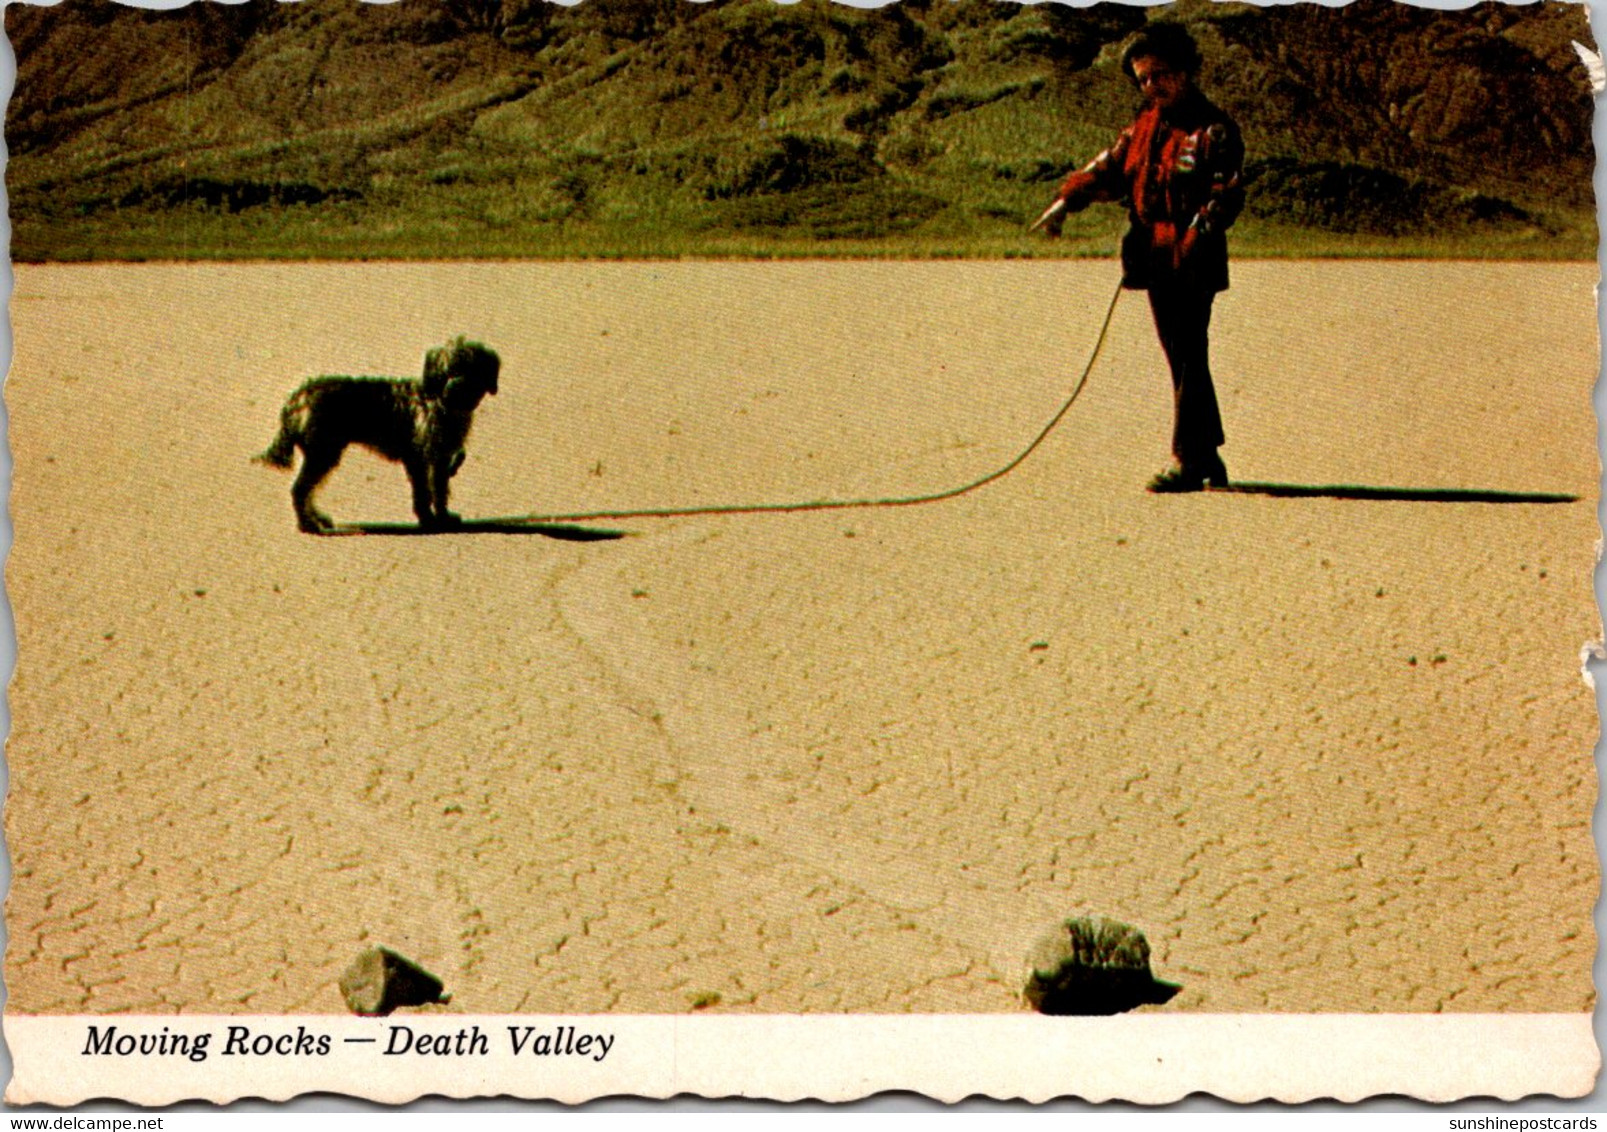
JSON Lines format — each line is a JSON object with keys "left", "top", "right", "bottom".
{"left": 3, "top": 0, "right": 1599, "bottom": 1105}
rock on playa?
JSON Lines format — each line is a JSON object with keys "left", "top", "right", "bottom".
{"left": 1023, "top": 916, "right": 1181, "bottom": 1016}
{"left": 339, "top": 947, "right": 449, "bottom": 1016}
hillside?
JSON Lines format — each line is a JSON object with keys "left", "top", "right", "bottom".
{"left": 6, "top": 0, "right": 1598, "bottom": 260}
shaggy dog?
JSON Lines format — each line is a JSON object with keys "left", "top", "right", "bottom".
{"left": 257, "top": 336, "right": 500, "bottom": 533}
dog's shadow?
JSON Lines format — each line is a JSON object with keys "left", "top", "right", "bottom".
{"left": 326, "top": 520, "right": 628, "bottom": 541}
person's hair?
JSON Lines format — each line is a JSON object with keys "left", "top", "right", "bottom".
{"left": 1120, "top": 22, "right": 1203, "bottom": 83}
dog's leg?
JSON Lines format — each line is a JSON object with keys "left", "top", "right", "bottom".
{"left": 405, "top": 455, "right": 442, "bottom": 530}
{"left": 426, "top": 456, "right": 461, "bottom": 530}
{"left": 291, "top": 445, "right": 342, "bottom": 533}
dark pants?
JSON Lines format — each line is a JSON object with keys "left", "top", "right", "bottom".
{"left": 1147, "top": 281, "right": 1225, "bottom": 469}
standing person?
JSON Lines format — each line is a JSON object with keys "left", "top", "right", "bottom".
{"left": 1036, "top": 23, "right": 1245, "bottom": 493}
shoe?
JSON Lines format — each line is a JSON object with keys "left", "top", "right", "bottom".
{"left": 1147, "top": 465, "right": 1205, "bottom": 493}
{"left": 1148, "top": 455, "right": 1229, "bottom": 494}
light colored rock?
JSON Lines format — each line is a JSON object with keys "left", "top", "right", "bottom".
{"left": 1024, "top": 916, "right": 1179, "bottom": 1016}
{"left": 339, "top": 947, "right": 447, "bottom": 1016}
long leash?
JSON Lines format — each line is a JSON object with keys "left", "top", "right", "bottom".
{"left": 494, "top": 279, "right": 1126, "bottom": 527}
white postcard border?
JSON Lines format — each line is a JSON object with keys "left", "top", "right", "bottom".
{"left": 4, "top": 1013, "right": 1596, "bottom": 1106}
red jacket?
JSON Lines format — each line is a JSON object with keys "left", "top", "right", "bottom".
{"left": 1056, "top": 89, "right": 1245, "bottom": 292}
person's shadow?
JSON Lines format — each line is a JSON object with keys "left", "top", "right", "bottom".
{"left": 322, "top": 482, "right": 1580, "bottom": 538}
{"left": 1215, "top": 482, "right": 1578, "bottom": 504}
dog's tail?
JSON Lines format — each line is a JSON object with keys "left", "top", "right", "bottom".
{"left": 254, "top": 396, "right": 308, "bottom": 469}
{"left": 254, "top": 429, "right": 296, "bottom": 469}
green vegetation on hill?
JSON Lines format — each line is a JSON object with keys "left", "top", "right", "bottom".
{"left": 6, "top": 0, "right": 1597, "bottom": 261}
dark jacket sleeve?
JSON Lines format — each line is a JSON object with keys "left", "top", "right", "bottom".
{"left": 1191, "top": 120, "right": 1244, "bottom": 236}
{"left": 1056, "top": 129, "right": 1133, "bottom": 211}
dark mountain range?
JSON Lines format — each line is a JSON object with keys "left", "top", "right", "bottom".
{"left": 6, "top": 0, "right": 1597, "bottom": 259}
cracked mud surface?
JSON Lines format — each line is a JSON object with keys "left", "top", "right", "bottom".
{"left": 6, "top": 262, "right": 1597, "bottom": 1014}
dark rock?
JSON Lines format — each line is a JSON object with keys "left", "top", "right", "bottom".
{"left": 1023, "top": 916, "right": 1181, "bottom": 1016}
{"left": 339, "top": 947, "right": 449, "bottom": 1016}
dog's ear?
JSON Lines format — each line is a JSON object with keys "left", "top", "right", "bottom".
{"left": 475, "top": 345, "right": 500, "bottom": 395}
{"left": 422, "top": 338, "right": 461, "bottom": 399}
{"left": 453, "top": 340, "right": 499, "bottom": 395}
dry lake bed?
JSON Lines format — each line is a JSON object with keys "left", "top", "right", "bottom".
{"left": 5, "top": 260, "right": 1597, "bottom": 1016}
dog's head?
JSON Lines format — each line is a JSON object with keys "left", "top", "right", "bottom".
{"left": 422, "top": 336, "right": 500, "bottom": 404}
